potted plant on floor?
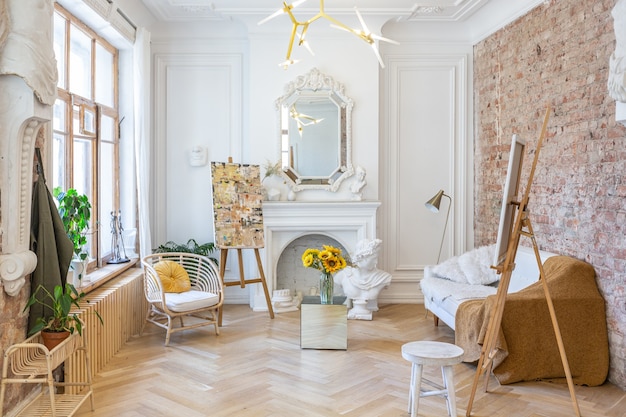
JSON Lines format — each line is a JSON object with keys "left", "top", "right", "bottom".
{"left": 24, "top": 283, "right": 103, "bottom": 350}
{"left": 153, "top": 239, "right": 218, "bottom": 264}
{"left": 53, "top": 187, "right": 92, "bottom": 285}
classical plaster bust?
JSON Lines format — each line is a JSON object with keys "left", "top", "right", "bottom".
{"left": 335, "top": 238, "right": 392, "bottom": 320}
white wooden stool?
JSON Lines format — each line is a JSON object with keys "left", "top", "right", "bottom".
{"left": 401, "top": 341, "right": 464, "bottom": 417}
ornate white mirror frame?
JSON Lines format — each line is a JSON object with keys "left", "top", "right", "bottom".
{"left": 275, "top": 68, "right": 354, "bottom": 192}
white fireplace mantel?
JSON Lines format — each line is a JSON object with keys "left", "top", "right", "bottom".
{"left": 249, "top": 201, "right": 380, "bottom": 311}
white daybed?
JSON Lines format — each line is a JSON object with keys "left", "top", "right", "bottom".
{"left": 419, "top": 245, "right": 556, "bottom": 330}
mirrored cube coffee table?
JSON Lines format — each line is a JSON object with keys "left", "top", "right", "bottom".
{"left": 300, "top": 296, "right": 347, "bottom": 350}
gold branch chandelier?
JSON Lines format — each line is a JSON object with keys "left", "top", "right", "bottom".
{"left": 258, "top": 0, "right": 398, "bottom": 69}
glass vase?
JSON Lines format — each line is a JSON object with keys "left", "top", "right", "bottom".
{"left": 319, "top": 271, "right": 334, "bottom": 305}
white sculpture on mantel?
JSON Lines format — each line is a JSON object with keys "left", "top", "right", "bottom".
{"left": 350, "top": 166, "right": 367, "bottom": 201}
{"left": 335, "top": 238, "right": 391, "bottom": 320}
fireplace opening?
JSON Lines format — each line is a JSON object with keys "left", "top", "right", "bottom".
{"left": 276, "top": 234, "right": 349, "bottom": 298}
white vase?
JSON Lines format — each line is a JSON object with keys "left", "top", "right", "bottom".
{"left": 70, "top": 259, "right": 89, "bottom": 286}
{"left": 66, "top": 268, "right": 77, "bottom": 288}
{"left": 287, "top": 188, "right": 296, "bottom": 201}
{"left": 267, "top": 188, "right": 281, "bottom": 201}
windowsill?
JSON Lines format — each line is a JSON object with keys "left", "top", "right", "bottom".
{"left": 78, "top": 257, "right": 140, "bottom": 293}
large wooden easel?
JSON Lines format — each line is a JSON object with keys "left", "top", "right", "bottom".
{"left": 466, "top": 107, "right": 581, "bottom": 417}
{"left": 217, "top": 246, "right": 275, "bottom": 326}
{"left": 211, "top": 158, "right": 275, "bottom": 326}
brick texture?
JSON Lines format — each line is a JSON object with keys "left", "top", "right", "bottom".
{"left": 474, "top": 0, "right": 626, "bottom": 389}
{"left": 0, "top": 287, "right": 31, "bottom": 412}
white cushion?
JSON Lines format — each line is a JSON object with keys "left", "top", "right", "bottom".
{"left": 427, "top": 255, "right": 469, "bottom": 284}
{"left": 164, "top": 290, "right": 219, "bottom": 312}
{"left": 458, "top": 244, "right": 499, "bottom": 285}
{"left": 427, "top": 244, "right": 498, "bottom": 286}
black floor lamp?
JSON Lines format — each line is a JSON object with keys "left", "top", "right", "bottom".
{"left": 424, "top": 189, "right": 452, "bottom": 264}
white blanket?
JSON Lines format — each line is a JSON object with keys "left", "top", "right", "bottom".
{"left": 420, "top": 275, "right": 498, "bottom": 305}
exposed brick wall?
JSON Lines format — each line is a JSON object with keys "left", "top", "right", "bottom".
{"left": 0, "top": 283, "right": 31, "bottom": 412}
{"left": 474, "top": 0, "right": 626, "bottom": 389}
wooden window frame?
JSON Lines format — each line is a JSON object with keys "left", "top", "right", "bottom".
{"left": 53, "top": 4, "right": 121, "bottom": 273}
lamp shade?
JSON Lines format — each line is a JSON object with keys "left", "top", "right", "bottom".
{"left": 424, "top": 189, "right": 452, "bottom": 264}
{"left": 425, "top": 189, "right": 445, "bottom": 213}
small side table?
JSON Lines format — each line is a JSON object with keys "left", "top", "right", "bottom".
{"left": 300, "top": 296, "right": 347, "bottom": 350}
{"left": 401, "top": 341, "right": 464, "bottom": 417}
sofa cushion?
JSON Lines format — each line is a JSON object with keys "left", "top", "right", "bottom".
{"left": 154, "top": 260, "right": 191, "bottom": 293}
{"left": 458, "top": 245, "right": 499, "bottom": 285}
{"left": 426, "top": 244, "right": 497, "bottom": 285}
{"left": 165, "top": 290, "right": 220, "bottom": 312}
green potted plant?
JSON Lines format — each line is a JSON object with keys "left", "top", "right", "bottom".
{"left": 153, "top": 239, "right": 218, "bottom": 265}
{"left": 53, "top": 187, "right": 92, "bottom": 284}
{"left": 24, "top": 283, "right": 102, "bottom": 350}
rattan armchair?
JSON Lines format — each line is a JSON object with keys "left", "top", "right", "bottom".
{"left": 141, "top": 252, "right": 224, "bottom": 346}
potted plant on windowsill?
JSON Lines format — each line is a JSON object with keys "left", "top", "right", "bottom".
{"left": 53, "top": 187, "right": 92, "bottom": 286}
{"left": 24, "top": 283, "right": 103, "bottom": 350}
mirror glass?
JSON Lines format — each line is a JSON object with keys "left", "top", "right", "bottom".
{"left": 276, "top": 68, "right": 353, "bottom": 191}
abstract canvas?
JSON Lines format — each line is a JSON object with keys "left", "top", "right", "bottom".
{"left": 210, "top": 162, "right": 265, "bottom": 249}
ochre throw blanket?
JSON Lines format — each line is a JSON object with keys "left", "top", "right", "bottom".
{"left": 455, "top": 256, "right": 609, "bottom": 386}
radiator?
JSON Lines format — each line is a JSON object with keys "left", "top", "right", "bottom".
{"left": 65, "top": 268, "right": 146, "bottom": 391}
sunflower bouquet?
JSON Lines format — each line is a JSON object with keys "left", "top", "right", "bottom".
{"left": 301, "top": 245, "right": 348, "bottom": 274}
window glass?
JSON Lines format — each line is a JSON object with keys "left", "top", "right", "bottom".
{"left": 73, "top": 137, "right": 95, "bottom": 260}
{"left": 100, "top": 113, "right": 115, "bottom": 142}
{"left": 95, "top": 43, "right": 114, "bottom": 107}
{"left": 52, "top": 132, "right": 66, "bottom": 191}
{"left": 69, "top": 24, "right": 92, "bottom": 99}
{"left": 53, "top": 99, "right": 66, "bottom": 131}
{"left": 100, "top": 141, "right": 115, "bottom": 259}
{"left": 54, "top": 3, "right": 121, "bottom": 275}
{"left": 54, "top": 13, "right": 67, "bottom": 89}
{"left": 72, "top": 138, "right": 93, "bottom": 201}
{"left": 52, "top": 99, "right": 68, "bottom": 191}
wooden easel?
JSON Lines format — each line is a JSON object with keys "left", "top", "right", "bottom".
{"left": 212, "top": 157, "right": 275, "bottom": 326}
{"left": 217, "top": 246, "right": 275, "bottom": 326}
{"left": 466, "top": 106, "right": 581, "bottom": 417}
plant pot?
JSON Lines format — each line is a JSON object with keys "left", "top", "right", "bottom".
{"left": 70, "top": 258, "right": 89, "bottom": 284}
{"left": 41, "top": 330, "right": 70, "bottom": 351}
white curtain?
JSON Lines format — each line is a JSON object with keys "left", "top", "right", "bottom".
{"left": 133, "top": 27, "right": 152, "bottom": 260}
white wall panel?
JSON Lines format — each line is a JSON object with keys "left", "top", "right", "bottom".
{"left": 165, "top": 66, "right": 230, "bottom": 241}
{"left": 152, "top": 52, "right": 243, "bottom": 247}
{"left": 379, "top": 47, "right": 473, "bottom": 303}
{"left": 152, "top": 50, "right": 247, "bottom": 303}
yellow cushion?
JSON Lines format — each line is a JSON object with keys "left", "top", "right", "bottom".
{"left": 153, "top": 260, "right": 191, "bottom": 293}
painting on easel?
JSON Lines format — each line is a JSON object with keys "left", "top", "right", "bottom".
{"left": 493, "top": 134, "right": 526, "bottom": 267}
{"left": 210, "top": 162, "right": 265, "bottom": 249}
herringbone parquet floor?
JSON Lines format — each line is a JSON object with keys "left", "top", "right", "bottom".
{"left": 75, "top": 303, "right": 626, "bottom": 417}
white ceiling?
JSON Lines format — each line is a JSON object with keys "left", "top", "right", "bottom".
{"left": 140, "top": 0, "right": 496, "bottom": 23}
